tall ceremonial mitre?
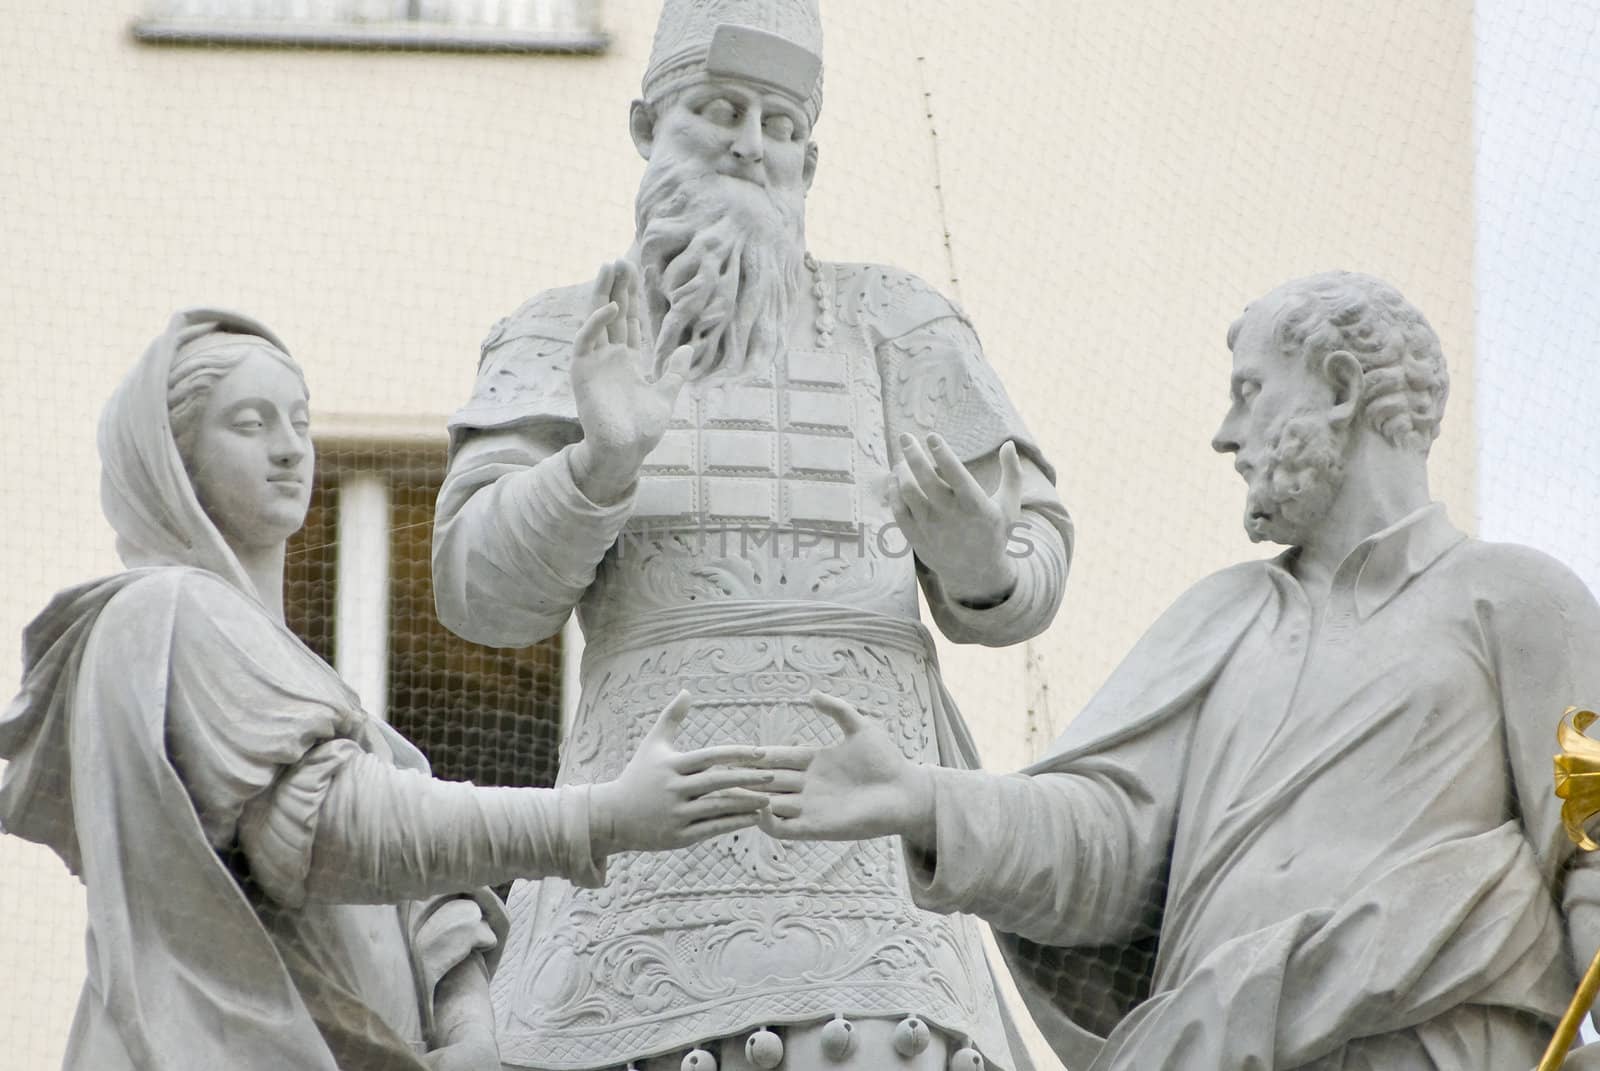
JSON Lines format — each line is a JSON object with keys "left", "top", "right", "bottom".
{"left": 643, "top": 0, "right": 825, "bottom": 123}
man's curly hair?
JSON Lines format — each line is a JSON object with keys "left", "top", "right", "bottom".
{"left": 1228, "top": 272, "right": 1449, "bottom": 454}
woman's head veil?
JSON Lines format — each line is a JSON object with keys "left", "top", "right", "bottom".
{"left": 98, "top": 307, "right": 294, "bottom": 601}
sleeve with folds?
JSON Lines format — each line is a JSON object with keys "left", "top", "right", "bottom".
{"left": 1484, "top": 545, "right": 1600, "bottom": 980}
{"left": 157, "top": 570, "right": 608, "bottom": 908}
{"left": 433, "top": 433, "right": 637, "bottom": 647}
{"left": 864, "top": 268, "right": 1074, "bottom": 647}
{"left": 239, "top": 744, "right": 605, "bottom": 907}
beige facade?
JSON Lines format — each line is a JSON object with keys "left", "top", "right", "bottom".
{"left": 0, "top": 0, "right": 1473, "bottom": 1066}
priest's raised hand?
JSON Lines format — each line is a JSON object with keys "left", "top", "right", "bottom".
{"left": 891, "top": 432, "right": 1025, "bottom": 606}
{"left": 568, "top": 258, "right": 693, "bottom": 506}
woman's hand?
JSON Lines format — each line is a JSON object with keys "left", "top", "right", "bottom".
{"left": 423, "top": 951, "right": 498, "bottom": 1071}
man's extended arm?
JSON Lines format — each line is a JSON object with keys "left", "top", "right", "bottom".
{"left": 762, "top": 692, "right": 1187, "bottom": 949}
{"left": 905, "top": 761, "right": 1172, "bottom": 947}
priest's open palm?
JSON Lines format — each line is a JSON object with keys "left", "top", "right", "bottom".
{"left": 759, "top": 693, "right": 933, "bottom": 843}
{"left": 892, "top": 433, "right": 1024, "bottom": 604}
{"left": 570, "top": 259, "right": 692, "bottom": 499}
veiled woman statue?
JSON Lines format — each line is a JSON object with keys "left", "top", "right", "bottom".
{"left": 0, "top": 309, "right": 785, "bottom": 1070}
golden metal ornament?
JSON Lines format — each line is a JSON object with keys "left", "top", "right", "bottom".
{"left": 1557, "top": 708, "right": 1600, "bottom": 850}
{"left": 1540, "top": 708, "right": 1600, "bottom": 1071}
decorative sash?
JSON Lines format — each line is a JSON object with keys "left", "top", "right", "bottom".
{"left": 580, "top": 599, "right": 982, "bottom": 771}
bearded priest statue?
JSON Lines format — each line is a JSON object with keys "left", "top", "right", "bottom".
{"left": 431, "top": 2, "right": 1071, "bottom": 1068}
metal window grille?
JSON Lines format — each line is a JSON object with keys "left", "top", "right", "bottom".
{"left": 284, "top": 441, "right": 565, "bottom": 791}
{"left": 136, "top": 0, "right": 607, "bottom": 52}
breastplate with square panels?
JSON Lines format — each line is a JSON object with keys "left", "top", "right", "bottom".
{"left": 583, "top": 344, "right": 917, "bottom": 628}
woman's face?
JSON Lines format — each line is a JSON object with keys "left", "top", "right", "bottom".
{"left": 185, "top": 348, "right": 314, "bottom": 550}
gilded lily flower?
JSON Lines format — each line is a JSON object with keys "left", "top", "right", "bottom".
{"left": 1554, "top": 708, "right": 1600, "bottom": 851}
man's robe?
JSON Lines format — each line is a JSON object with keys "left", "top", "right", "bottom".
{"left": 910, "top": 505, "right": 1600, "bottom": 1069}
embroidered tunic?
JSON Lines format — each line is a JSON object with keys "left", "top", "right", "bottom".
{"left": 436, "top": 262, "right": 1072, "bottom": 1069}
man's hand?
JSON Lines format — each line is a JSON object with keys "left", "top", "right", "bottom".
{"left": 758, "top": 693, "right": 935, "bottom": 846}
{"left": 589, "top": 691, "right": 810, "bottom": 854}
{"left": 892, "top": 433, "right": 1024, "bottom": 605}
{"left": 569, "top": 259, "right": 693, "bottom": 505}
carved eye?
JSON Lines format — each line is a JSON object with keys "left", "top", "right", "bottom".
{"left": 701, "top": 98, "right": 739, "bottom": 126}
{"left": 763, "top": 114, "right": 796, "bottom": 141}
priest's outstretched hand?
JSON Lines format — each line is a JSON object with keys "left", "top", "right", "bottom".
{"left": 758, "top": 692, "right": 937, "bottom": 849}
{"left": 891, "top": 432, "right": 1024, "bottom": 606}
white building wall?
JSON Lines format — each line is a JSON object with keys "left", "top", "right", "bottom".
{"left": 1474, "top": 2, "right": 1600, "bottom": 1038}
{"left": 1474, "top": 0, "right": 1600, "bottom": 589}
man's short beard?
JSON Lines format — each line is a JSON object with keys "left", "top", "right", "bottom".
{"left": 1243, "top": 409, "right": 1349, "bottom": 546}
{"left": 634, "top": 152, "right": 808, "bottom": 377}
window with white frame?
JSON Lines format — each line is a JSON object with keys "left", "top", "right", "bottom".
{"left": 136, "top": 0, "right": 608, "bottom": 52}
{"left": 285, "top": 432, "right": 566, "bottom": 789}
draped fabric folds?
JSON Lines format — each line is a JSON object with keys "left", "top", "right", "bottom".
{"left": 0, "top": 309, "right": 431, "bottom": 1070}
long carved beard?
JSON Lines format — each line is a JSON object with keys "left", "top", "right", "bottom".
{"left": 634, "top": 155, "right": 808, "bottom": 378}
{"left": 1242, "top": 409, "right": 1350, "bottom": 546}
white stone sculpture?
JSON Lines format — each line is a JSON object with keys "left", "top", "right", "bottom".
{"left": 432, "top": 1, "right": 1073, "bottom": 1067}
{"left": 0, "top": 309, "right": 781, "bottom": 1071}
{"left": 761, "top": 271, "right": 1600, "bottom": 1070}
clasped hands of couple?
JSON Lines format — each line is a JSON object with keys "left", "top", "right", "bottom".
{"left": 592, "top": 689, "right": 936, "bottom": 857}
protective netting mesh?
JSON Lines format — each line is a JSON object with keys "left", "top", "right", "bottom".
{"left": 284, "top": 446, "right": 564, "bottom": 791}
{"left": 0, "top": 1, "right": 1597, "bottom": 1069}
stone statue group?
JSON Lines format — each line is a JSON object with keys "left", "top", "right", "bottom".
{"left": 3, "top": 2, "right": 1598, "bottom": 1070}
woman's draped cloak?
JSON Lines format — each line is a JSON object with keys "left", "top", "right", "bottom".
{"left": 0, "top": 308, "right": 495, "bottom": 1069}
{"left": 1, "top": 567, "right": 447, "bottom": 1069}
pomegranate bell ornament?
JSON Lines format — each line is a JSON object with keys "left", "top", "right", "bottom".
{"left": 893, "top": 1016, "right": 931, "bottom": 1057}
{"left": 745, "top": 1026, "right": 784, "bottom": 1069}
{"left": 949, "top": 1043, "right": 985, "bottom": 1070}
{"left": 682, "top": 1048, "right": 717, "bottom": 1071}
{"left": 819, "top": 1014, "right": 856, "bottom": 1061}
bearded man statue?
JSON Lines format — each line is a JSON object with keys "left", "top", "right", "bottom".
{"left": 757, "top": 272, "right": 1600, "bottom": 1071}
{"left": 431, "top": 2, "right": 1072, "bottom": 1069}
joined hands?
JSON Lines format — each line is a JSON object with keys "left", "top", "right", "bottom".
{"left": 588, "top": 691, "right": 813, "bottom": 855}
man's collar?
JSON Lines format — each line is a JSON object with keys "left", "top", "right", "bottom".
{"left": 1340, "top": 503, "right": 1466, "bottom": 618}
{"left": 1266, "top": 502, "right": 1465, "bottom": 620}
